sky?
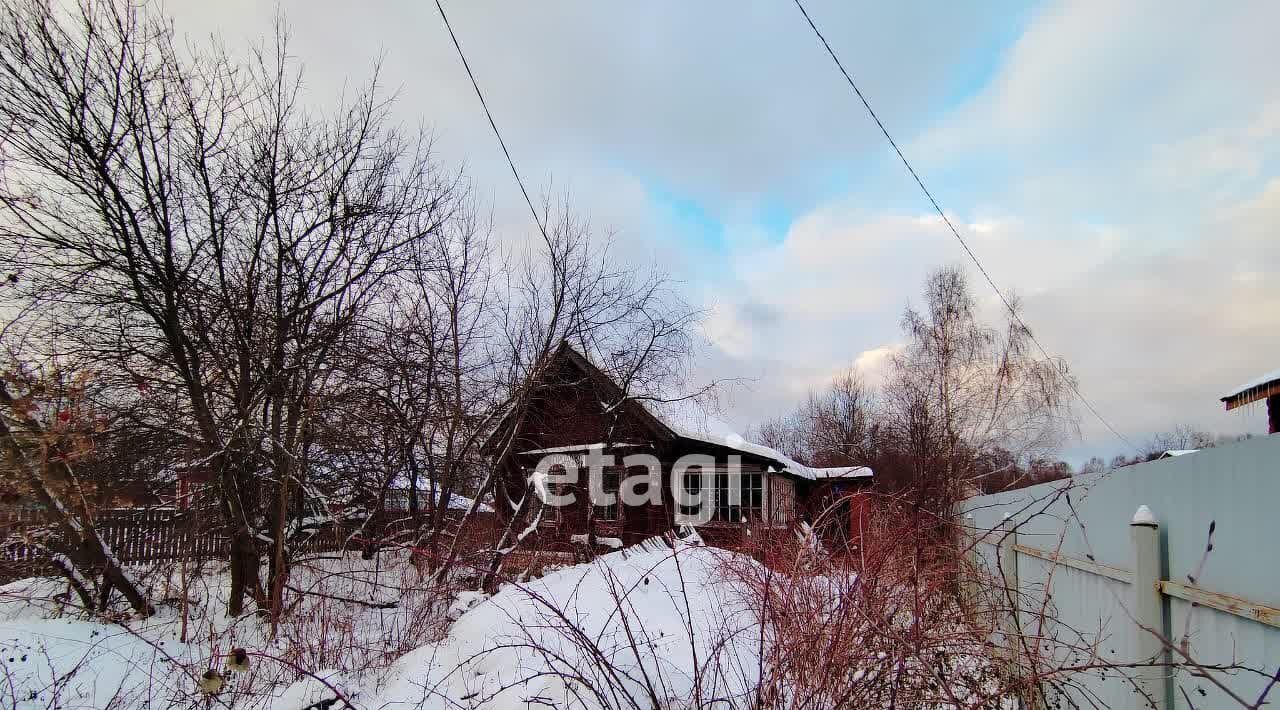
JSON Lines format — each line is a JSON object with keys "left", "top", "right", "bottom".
{"left": 162, "top": 0, "right": 1279, "bottom": 465}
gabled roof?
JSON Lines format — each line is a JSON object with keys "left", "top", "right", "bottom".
{"left": 492, "top": 343, "right": 873, "bottom": 482}
{"left": 480, "top": 342, "right": 674, "bottom": 456}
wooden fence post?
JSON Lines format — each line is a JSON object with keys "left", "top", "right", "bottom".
{"left": 1130, "top": 505, "right": 1168, "bottom": 710}
{"left": 997, "top": 513, "right": 1020, "bottom": 663}
{"left": 962, "top": 512, "right": 978, "bottom": 609}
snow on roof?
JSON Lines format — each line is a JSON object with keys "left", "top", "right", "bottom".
{"left": 1222, "top": 368, "right": 1280, "bottom": 401}
{"left": 1158, "top": 449, "right": 1199, "bottom": 459}
{"left": 547, "top": 346, "right": 874, "bottom": 482}
{"left": 642, "top": 398, "right": 872, "bottom": 482}
{"left": 385, "top": 486, "right": 493, "bottom": 513}
{"left": 518, "top": 442, "right": 645, "bottom": 455}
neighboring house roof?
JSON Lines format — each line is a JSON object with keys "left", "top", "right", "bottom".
{"left": 489, "top": 342, "right": 874, "bottom": 483}
{"left": 809, "top": 465, "right": 875, "bottom": 479}
{"left": 385, "top": 486, "right": 493, "bottom": 513}
{"left": 1158, "top": 449, "right": 1199, "bottom": 459}
{"left": 1221, "top": 368, "right": 1280, "bottom": 410}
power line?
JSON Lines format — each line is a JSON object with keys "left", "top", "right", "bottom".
{"left": 433, "top": 0, "right": 552, "bottom": 247}
{"left": 791, "top": 0, "right": 1139, "bottom": 453}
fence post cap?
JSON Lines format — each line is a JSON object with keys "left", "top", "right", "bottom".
{"left": 1130, "top": 504, "right": 1158, "bottom": 527}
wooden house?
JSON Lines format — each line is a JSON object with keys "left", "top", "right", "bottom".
{"left": 484, "top": 343, "right": 872, "bottom": 548}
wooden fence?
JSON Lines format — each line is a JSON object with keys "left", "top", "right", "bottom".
{"left": 1, "top": 507, "right": 495, "bottom": 583}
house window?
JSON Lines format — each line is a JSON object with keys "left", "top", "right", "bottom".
{"left": 743, "top": 472, "right": 763, "bottom": 521}
{"left": 679, "top": 467, "right": 705, "bottom": 518}
{"left": 713, "top": 471, "right": 764, "bottom": 523}
{"left": 594, "top": 468, "right": 621, "bottom": 522}
{"left": 537, "top": 465, "right": 568, "bottom": 527}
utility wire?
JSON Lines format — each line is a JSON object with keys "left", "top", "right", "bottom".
{"left": 434, "top": 0, "right": 1135, "bottom": 454}
{"left": 791, "top": 0, "right": 1138, "bottom": 453}
{"left": 433, "top": 0, "right": 552, "bottom": 247}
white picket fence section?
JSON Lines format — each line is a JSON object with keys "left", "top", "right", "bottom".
{"left": 961, "top": 434, "right": 1280, "bottom": 710}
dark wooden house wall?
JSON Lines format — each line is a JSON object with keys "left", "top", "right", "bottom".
{"left": 492, "top": 347, "right": 871, "bottom": 549}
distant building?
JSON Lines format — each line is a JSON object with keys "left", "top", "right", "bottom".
{"left": 1221, "top": 369, "right": 1280, "bottom": 434}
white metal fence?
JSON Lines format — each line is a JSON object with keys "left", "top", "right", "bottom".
{"left": 961, "top": 435, "right": 1280, "bottom": 710}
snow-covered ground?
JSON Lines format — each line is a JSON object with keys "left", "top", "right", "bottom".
{"left": 0, "top": 539, "right": 1001, "bottom": 709}
{"left": 0, "top": 552, "right": 451, "bottom": 709}
{"left": 372, "top": 541, "right": 758, "bottom": 709}
{"left": 0, "top": 541, "right": 759, "bottom": 709}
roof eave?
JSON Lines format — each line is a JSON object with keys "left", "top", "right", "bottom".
{"left": 1222, "top": 379, "right": 1280, "bottom": 410}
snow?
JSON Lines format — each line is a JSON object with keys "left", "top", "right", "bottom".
{"left": 1131, "top": 504, "right": 1157, "bottom": 526}
{"left": 644, "top": 398, "right": 874, "bottom": 482}
{"left": 1158, "top": 449, "right": 1199, "bottom": 458}
{"left": 0, "top": 552, "right": 450, "bottom": 709}
{"left": 383, "top": 484, "right": 494, "bottom": 513}
{"left": 370, "top": 542, "right": 760, "bottom": 709}
{"left": 267, "top": 669, "right": 359, "bottom": 710}
{"left": 1222, "top": 367, "right": 1280, "bottom": 400}
{"left": 518, "top": 442, "right": 644, "bottom": 455}
{"left": 571, "top": 533, "right": 625, "bottom": 549}
{"left": 447, "top": 591, "right": 489, "bottom": 621}
{"left": 810, "top": 465, "right": 874, "bottom": 479}
{"left": 48, "top": 552, "right": 91, "bottom": 594}
{"left": 674, "top": 525, "right": 704, "bottom": 546}
{"left": 0, "top": 539, "right": 998, "bottom": 709}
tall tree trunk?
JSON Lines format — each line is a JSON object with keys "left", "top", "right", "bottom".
{"left": 218, "top": 445, "right": 263, "bottom": 617}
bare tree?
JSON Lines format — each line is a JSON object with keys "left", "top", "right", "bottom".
{"left": 747, "top": 371, "right": 878, "bottom": 471}
{"left": 336, "top": 198, "right": 498, "bottom": 565}
{"left": 1144, "top": 424, "right": 1217, "bottom": 458}
{"left": 434, "top": 201, "right": 698, "bottom": 590}
{"left": 0, "top": 0, "right": 459, "bottom": 616}
{"left": 879, "top": 267, "right": 1077, "bottom": 512}
{"left": 749, "top": 412, "right": 809, "bottom": 465}
{"left": 750, "top": 267, "right": 1076, "bottom": 513}
{"left": 801, "top": 370, "right": 879, "bottom": 468}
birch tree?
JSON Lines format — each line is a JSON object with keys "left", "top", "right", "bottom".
{"left": 882, "top": 266, "right": 1076, "bottom": 511}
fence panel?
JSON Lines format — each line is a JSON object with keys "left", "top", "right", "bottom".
{"left": 0, "top": 508, "right": 434, "bottom": 583}
{"left": 962, "top": 435, "right": 1280, "bottom": 710}
{"left": 2, "top": 507, "right": 496, "bottom": 585}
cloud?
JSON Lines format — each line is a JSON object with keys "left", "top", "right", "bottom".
{"left": 853, "top": 345, "right": 901, "bottom": 385}
{"left": 705, "top": 184, "right": 1278, "bottom": 459}
{"left": 157, "top": 0, "right": 1280, "bottom": 462}
{"left": 162, "top": 0, "right": 1031, "bottom": 223}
